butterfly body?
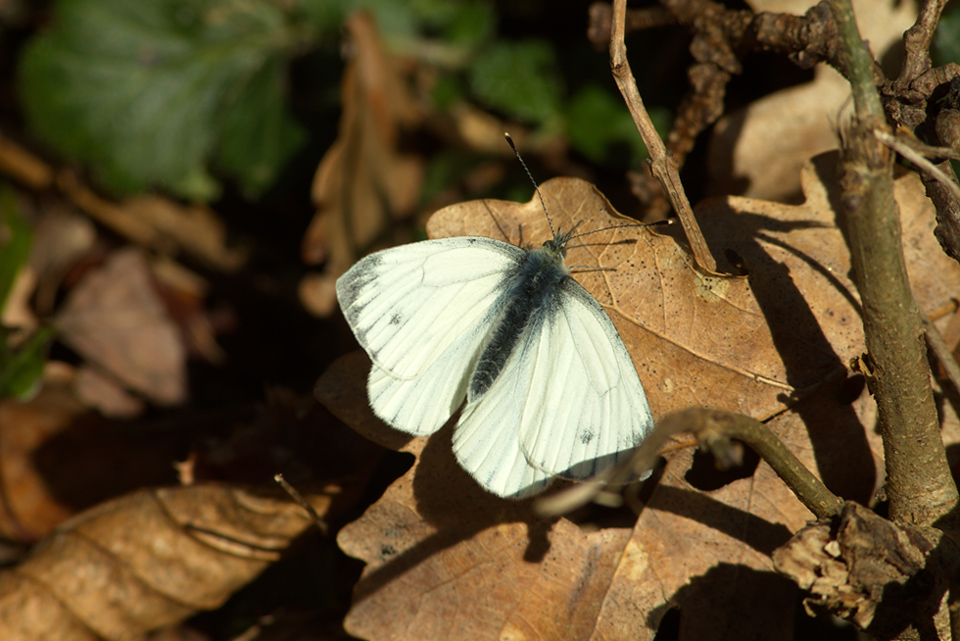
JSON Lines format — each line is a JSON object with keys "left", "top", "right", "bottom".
{"left": 470, "top": 232, "right": 570, "bottom": 399}
{"left": 337, "top": 226, "right": 653, "bottom": 498}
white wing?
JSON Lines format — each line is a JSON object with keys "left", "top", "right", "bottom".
{"left": 518, "top": 279, "right": 654, "bottom": 478}
{"left": 365, "top": 328, "right": 474, "bottom": 436}
{"left": 452, "top": 275, "right": 653, "bottom": 498}
{"left": 337, "top": 237, "right": 523, "bottom": 435}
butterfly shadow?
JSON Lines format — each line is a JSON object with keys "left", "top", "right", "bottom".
{"left": 347, "top": 417, "right": 560, "bottom": 608}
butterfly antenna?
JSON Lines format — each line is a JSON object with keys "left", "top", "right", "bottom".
{"left": 570, "top": 219, "right": 672, "bottom": 242}
{"left": 505, "top": 133, "right": 556, "bottom": 237}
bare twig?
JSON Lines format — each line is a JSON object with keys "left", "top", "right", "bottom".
{"left": 923, "top": 314, "right": 960, "bottom": 396}
{"left": 274, "top": 474, "right": 329, "bottom": 535}
{"left": 609, "top": 0, "right": 717, "bottom": 273}
{"left": 536, "top": 408, "right": 843, "bottom": 519}
{"left": 876, "top": 129, "right": 960, "bottom": 163}
{"left": 586, "top": 3, "right": 676, "bottom": 49}
{"left": 873, "top": 129, "right": 960, "bottom": 202}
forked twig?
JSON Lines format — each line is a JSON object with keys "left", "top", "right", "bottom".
{"left": 874, "top": 129, "right": 960, "bottom": 202}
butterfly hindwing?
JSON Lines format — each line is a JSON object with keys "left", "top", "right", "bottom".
{"left": 366, "top": 331, "right": 477, "bottom": 436}
{"left": 453, "top": 335, "right": 553, "bottom": 498}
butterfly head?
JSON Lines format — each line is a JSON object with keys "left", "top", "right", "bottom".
{"left": 542, "top": 223, "right": 581, "bottom": 256}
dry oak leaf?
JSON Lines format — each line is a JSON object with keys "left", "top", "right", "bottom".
{"left": 0, "top": 484, "right": 335, "bottom": 641}
{"left": 426, "top": 169, "right": 960, "bottom": 421}
{"left": 322, "top": 356, "right": 634, "bottom": 641}
{"left": 299, "top": 11, "right": 423, "bottom": 317}
{"left": 322, "top": 361, "right": 875, "bottom": 640}
{"left": 55, "top": 247, "right": 187, "bottom": 406}
{"left": 322, "top": 163, "right": 959, "bottom": 640}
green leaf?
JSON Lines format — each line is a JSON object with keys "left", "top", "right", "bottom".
{"left": 215, "top": 58, "right": 307, "bottom": 198}
{"left": 469, "top": 40, "right": 562, "bottom": 125}
{"left": 0, "top": 326, "right": 54, "bottom": 401}
{"left": 934, "top": 4, "right": 960, "bottom": 67}
{"left": 19, "top": 0, "right": 315, "bottom": 200}
{"left": 0, "top": 185, "right": 32, "bottom": 313}
{"left": 412, "top": 0, "right": 493, "bottom": 46}
{"left": 565, "top": 86, "right": 670, "bottom": 168}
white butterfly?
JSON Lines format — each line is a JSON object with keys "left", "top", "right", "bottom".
{"left": 336, "top": 214, "right": 654, "bottom": 499}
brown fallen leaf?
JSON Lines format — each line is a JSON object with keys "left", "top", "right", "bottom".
{"left": 299, "top": 11, "right": 423, "bottom": 317}
{"left": 429, "top": 165, "right": 957, "bottom": 420}
{"left": 0, "top": 484, "right": 335, "bottom": 641}
{"left": 0, "top": 363, "right": 199, "bottom": 543}
{"left": 0, "top": 366, "right": 85, "bottom": 541}
{"left": 55, "top": 247, "right": 187, "bottom": 406}
{"left": 323, "top": 351, "right": 880, "bottom": 639}
{"left": 73, "top": 365, "right": 145, "bottom": 418}
{"left": 706, "top": 0, "right": 915, "bottom": 201}
{"left": 320, "top": 158, "right": 959, "bottom": 639}
{"left": 329, "top": 389, "right": 633, "bottom": 640}
{"left": 58, "top": 170, "right": 248, "bottom": 273}
{"left": 615, "top": 383, "right": 882, "bottom": 639}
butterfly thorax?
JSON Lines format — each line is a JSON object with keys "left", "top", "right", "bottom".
{"left": 468, "top": 244, "right": 570, "bottom": 401}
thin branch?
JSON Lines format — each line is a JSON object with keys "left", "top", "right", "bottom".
{"left": 537, "top": 408, "right": 843, "bottom": 520}
{"left": 609, "top": 0, "right": 717, "bottom": 272}
{"left": 874, "top": 129, "right": 960, "bottom": 202}
{"left": 274, "top": 474, "right": 329, "bottom": 535}
{"left": 923, "top": 314, "right": 960, "bottom": 396}
{"left": 587, "top": 3, "right": 676, "bottom": 48}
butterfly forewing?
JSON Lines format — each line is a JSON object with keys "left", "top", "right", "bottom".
{"left": 338, "top": 238, "right": 523, "bottom": 380}
{"left": 337, "top": 237, "right": 523, "bottom": 435}
{"left": 517, "top": 278, "right": 654, "bottom": 479}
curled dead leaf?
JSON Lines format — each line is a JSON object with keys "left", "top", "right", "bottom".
{"left": 0, "top": 484, "right": 335, "bottom": 641}
{"left": 773, "top": 503, "right": 951, "bottom": 636}
{"left": 299, "top": 12, "right": 423, "bottom": 317}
